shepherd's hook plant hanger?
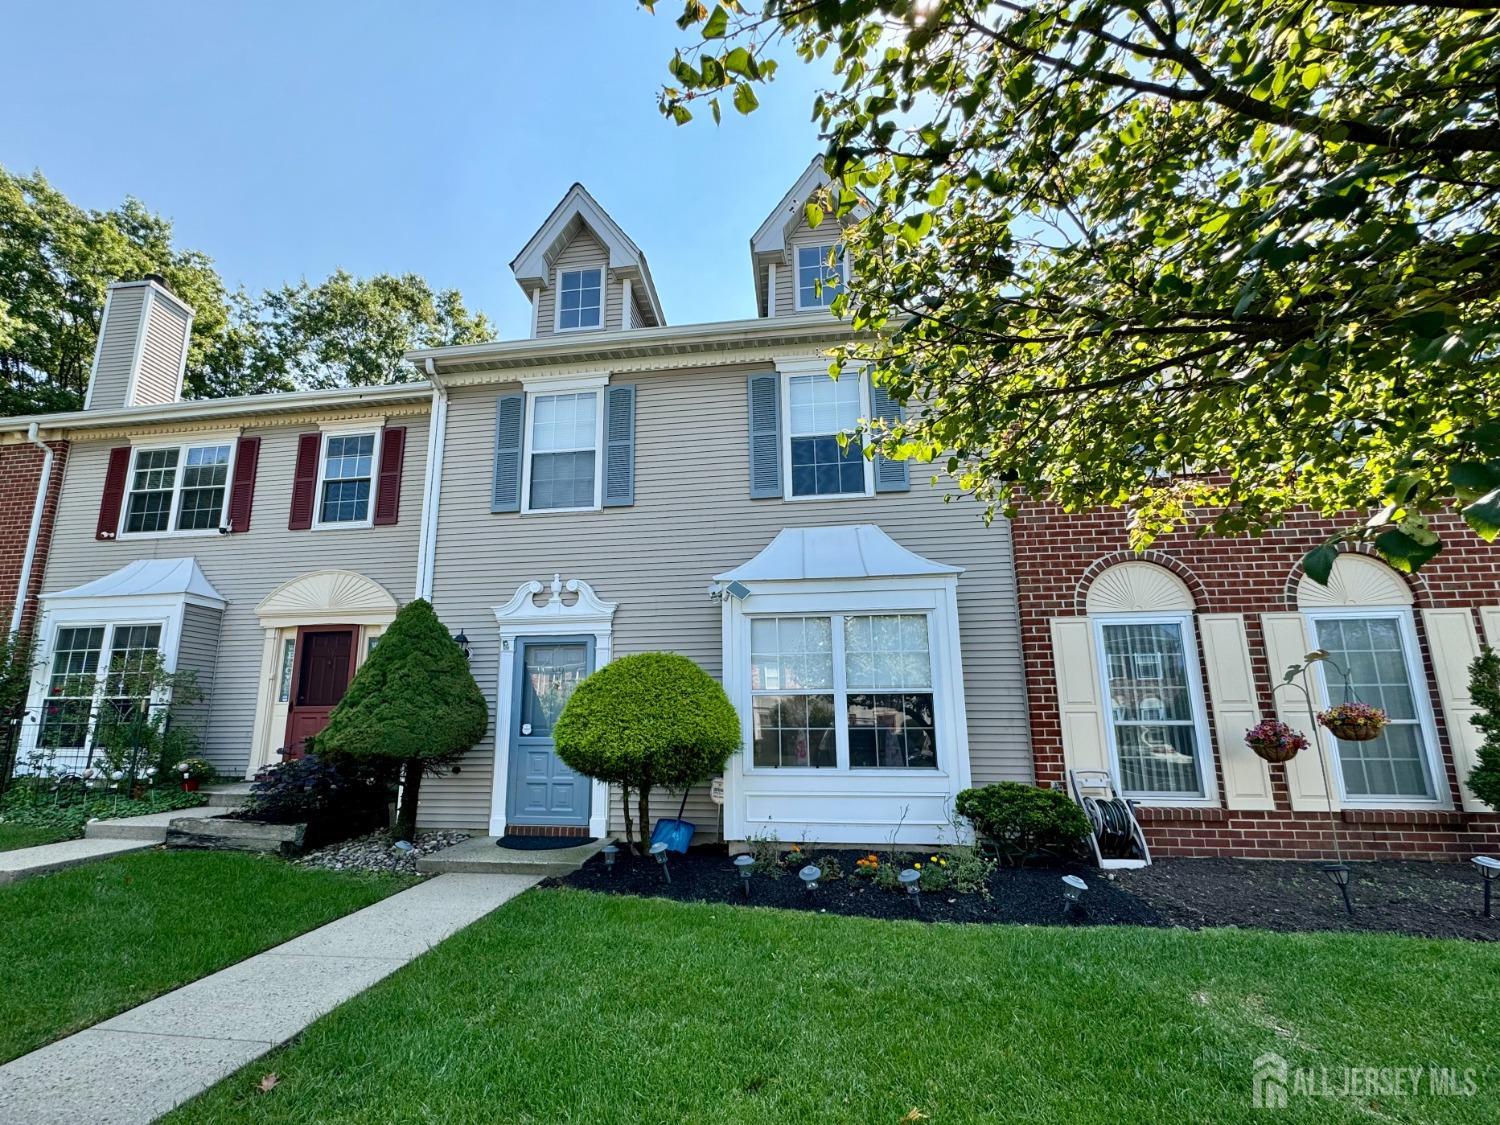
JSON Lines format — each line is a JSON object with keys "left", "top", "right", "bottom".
{"left": 1272, "top": 649, "right": 1358, "bottom": 866}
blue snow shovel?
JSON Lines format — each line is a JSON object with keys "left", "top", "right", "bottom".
{"left": 651, "top": 789, "right": 695, "bottom": 853}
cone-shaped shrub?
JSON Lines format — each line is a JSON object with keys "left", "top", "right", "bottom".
{"left": 316, "top": 598, "right": 487, "bottom": 840}
{"left": 1468, "top": 645, "right": 1500, "bottom": 811}
{"left": 553, "top": 652, "right": 740, "bottom": 852}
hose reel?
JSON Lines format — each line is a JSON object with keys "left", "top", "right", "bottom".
{"left": 1068, "top": 770, "right": 1152, "bottom": 870}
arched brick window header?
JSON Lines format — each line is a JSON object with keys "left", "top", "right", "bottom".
{"left": 1074, "top": 552, "right": 1208, "bottom": 615}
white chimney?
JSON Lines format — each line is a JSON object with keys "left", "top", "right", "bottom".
{"left": 83, "top": 276, "right": 194, "bottom": 411}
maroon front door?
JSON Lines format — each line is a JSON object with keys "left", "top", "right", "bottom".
{"left": 283, "top": 626, "right": 357, "bottom": 758}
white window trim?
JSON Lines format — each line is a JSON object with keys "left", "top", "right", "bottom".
{"left": 1090, "top": 611, "right": 1220, "bottom": 807}
{"left": 17, "top": 596, "right": 193, "bottom": 772}
{"left": 311, "top": 426, "right": 382, "bottom": 531}
{"left": 552, "top": 266, "right": 605, "bottom": 333}
{"left": 519, "top": 374, "right": 609, "bottom": 515}
{"left": 743, "top": 608, "right": 940, "bottom": 776}
{"left": 778, "top": 364, "right": 874, "bottom": 502}
{"left": 1303, "top": 606, "right": 1450, "bottom": 809}
{"left": 116, "top": 437, "right": 238, "bottom": 541}
{"left": 793, "top": 242, "right": 849, "bottom": 312}
{"left": 721, "top": 577, "right": 972, "bottom": 845}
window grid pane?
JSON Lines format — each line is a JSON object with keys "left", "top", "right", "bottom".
{"left": 797, "top": 244, "right": 844, "bottom": 308}
{"left": 558, "top": 269, "right": 602, "bottom": 329}
{"left": 787, "top": 375, "right": 864, "bottom": 498}
{"left": 1100, "top": 622, "right": 1203, "bottom": 796}
{"left": 123, "top": 449, "right": 180, "bottom": 534}
{"left": 176, "top": 445, "right": 231, "bottom": 531}
{"left": 319, "top": 434, "right": 375, "bottom": 524}
{"left": 38, "top": 626, "right": 105, "bottom": 750}
{"left": 1312, "top": 616, "right": 1434, "bottom": 799}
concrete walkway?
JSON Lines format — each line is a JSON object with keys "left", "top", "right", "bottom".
{"left": 0, "top": 872, "right": 537, "bottom": 1124}
{"left": 0, "top": 837, "right": 152, "bottom": 885}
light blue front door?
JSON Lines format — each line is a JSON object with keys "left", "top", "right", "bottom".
{"left": 507, "top": 636, "right": 594, "bottom": 828}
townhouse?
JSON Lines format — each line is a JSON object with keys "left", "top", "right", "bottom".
{"left": 2, "top": 159, "right": 1496, "bottom": 856}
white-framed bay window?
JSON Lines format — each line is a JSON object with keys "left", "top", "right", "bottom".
{"left": 119, "top": 440, "right": 234, "bottom": 537}
{"left": 719, "top": 525, "right": 970, "bottom": 846}
{"left": 35, "top": 623, "right": 164, "bottom": 760}
{"left": 1305, "top": 607, "right": 1445, "bottom": 804}
{"left": 520, "top": 375, "right": 607, "bottom": 513}
{"left": 1091, "top": 613, "right": 1214, "bottom": 802}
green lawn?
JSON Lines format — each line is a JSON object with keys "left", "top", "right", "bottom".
{"left": 0, "top": 823, "right": 71, "bottom": 851}
{"left": 0, "top": 850, "right": 413, "bottom": 1063}
{"left": 173, "top": 888, "right": 1499, "bottom": 1124}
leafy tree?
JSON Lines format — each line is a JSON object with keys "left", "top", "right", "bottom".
{"left": 0, "top": 619, "right": 38, "bottom": 797}
{"left": 1467, "top": 644, "right": 1500, "bottom": 812}
{"left": 552, "top": 652, "right": 741, "bottom": 853}
{"left": 654, "top": 1, "right": 1500, "bottom": 577}
{"left": 314, "top": 600, "right": 488, "bottom": 841}
{"left": 0, "top": 166, "right": 493, "bottom": 412}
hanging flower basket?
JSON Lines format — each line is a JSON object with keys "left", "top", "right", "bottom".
{"left": 1244, "top": 719, "right": 1308, "bottom": 764}
{"left": 1317, "top": 701, "right": 1388, "bottom": 742}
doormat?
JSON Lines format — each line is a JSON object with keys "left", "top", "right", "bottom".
{"left": 497, "top": 834, "right": 598, "bottom": 851}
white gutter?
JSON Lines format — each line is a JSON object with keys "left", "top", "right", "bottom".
{"left": 10, "top": 424, "right": 56, "bottom": 636}
{"left": 414, "top": 358, "right": 448, "bottom": 601}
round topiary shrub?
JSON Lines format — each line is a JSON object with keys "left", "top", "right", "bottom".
{"left": 954, "top": 781, "right": 1092, "bottom": 866}
{"left": 553, "top": 652, "right": 740, "bottom": 853}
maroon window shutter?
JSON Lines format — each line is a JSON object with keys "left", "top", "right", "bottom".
{"left": 227, "top": 435, "right": 261, "bottom": 533}
{"left": 95, "top": 446, "right": 132, "bottom": 540}
{"left": 372, "top": 426, "right": 406, "bottom": 526}
{"left": 288, "top": 432, "right": 322, "bottom": 530}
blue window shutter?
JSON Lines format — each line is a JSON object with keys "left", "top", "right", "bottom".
{"left": 603, "top": 384, "right": 635, "bottom": 507}
{"left": 869, "top": 373, "right": 910, "bottom": 492}
{"left": 747, "top": 372, "right": 782, "bottom": 498}
{"left": 491, "top": 393, "right": 525, "bottom": 513}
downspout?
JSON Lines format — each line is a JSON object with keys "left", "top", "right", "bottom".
{"left": 415, "top": 359, "right": 448, "bottom": 602}
{"left": 10, "top": 424, "right": 56, "bottom": 637}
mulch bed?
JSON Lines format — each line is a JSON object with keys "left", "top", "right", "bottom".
{"left": 548, "top": 846, "right": 1161, "bottom": 928}
{"left": 1117, "top": 857, "right": 1500, "bottom": 942}
{"left": 548, "top": 847, "right": 1500, "bottom": 940}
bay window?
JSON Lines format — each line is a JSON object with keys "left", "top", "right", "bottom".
{"left": 1094, "top": 616, "right": 1210, "bottom": 799}
{"left": 37, "top": 622, "right": 163, "bottom": 758}
{"left": 751, "top": 612, "right": 938, "bottom": 771}
{"left": 121, "top": 442, "right": 232, "bottom": 535}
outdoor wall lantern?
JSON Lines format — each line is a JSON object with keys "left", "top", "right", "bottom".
{"left": 733, "top": 853, "right": 754, "bottom": 898}
{"left": 899, "top": 867, "right": 921, "bottom": 907}
{"left": 602, "top": 843, "right": 619, "bottom": 873}
{"left": 1473, "top": 856, "right": 1500, "bottom": 919}
{"left": 799, "top": 864, "right": 821, "bottom": 898}
{"left": 451, "top": 631, "right": 470, "bottom": 659}
{"left": 1321, "top": 862, "right": 1354, "bottom": 915}
{"left": 650, "top": 841, "right": 671, "bottom": 884}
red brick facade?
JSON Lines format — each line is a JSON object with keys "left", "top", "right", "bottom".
{"left": 1010, "top": 498, "right": 1500, "bottom": 860}
{"left": 0, "top": 439, "right": 68, "bottom": 638}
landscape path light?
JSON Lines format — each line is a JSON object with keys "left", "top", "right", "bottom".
{"left": 799, "top": 864, "right": 821, "bottom": 900}
{"left": 733, "top": 853, "right": 754, "bottom": 898}
{"left": 899, "top": 867, "right": 921, "bottom": 908}
{"left": 1321, "top": 863, "right": 1354, "bottom": 915}
{"left": 1473, "top": 856, "right": 1500, "bottom": 919}
{"left": 650, "top": 841, "right": 671, "bottom": 884}
{"left": 602, "top": 843, "right": 619, "bottom": 873}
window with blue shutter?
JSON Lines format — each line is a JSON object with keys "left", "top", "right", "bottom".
{"left": 491, "top": 393, "right": 525, "bottom": 513}
{"left": 603, "top": 383, "right": 635, "bottom": 507}
{"left": 869, "top": 375, "right": 910, "bottom": 493}
{"left": 747, "top": 373, "right": 782, "bottom": 498}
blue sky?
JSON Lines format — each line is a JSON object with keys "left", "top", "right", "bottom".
{"left": 3, "top": 1, "right": 830, "bottom": 338}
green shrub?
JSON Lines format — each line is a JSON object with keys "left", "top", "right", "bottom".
{"left": 1468, "top": 645, "right": 1500, "bottom": 810}
{"left": 553, "top": 652, "right": 739, "bottom": 853}
{"left": 954, "top": 782, "right": 1091, "bottom": 866}
{"left": 316, "top": 599, "right": 487, "bottom": 841}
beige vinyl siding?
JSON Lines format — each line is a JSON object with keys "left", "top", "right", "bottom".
{"left": 38, "top": 416, "right": 428, "bottom": 776}
{"left": 533, "top": 229, "right": 612, "bottom": 338}
{"left": 628, "top": 290, "right": 646, "bottom": 330}
{"left": 174, "top": 603, "right": 223, "bottom": 738}
{"left": 86, "top": 287, "right": 146, "bottom": 411}
{"left": 132, "top": 296, "right": 190, "bottom": 406}
{"left": 424, "top": 368, "right": 1031, "bottom": 834}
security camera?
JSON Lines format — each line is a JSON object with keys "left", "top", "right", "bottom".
{"left": 217, "top": 525, "right": 231, "bottom": 536}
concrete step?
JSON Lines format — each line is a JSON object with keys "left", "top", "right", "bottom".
{"left": 84, "top": 804, "right": 223, "bottom": 842}
{"left": 416, "top": 835, "right": 606, "bottom": 877}
{"left": 0, "top": 837, "right": 152, "bottom": 885}
{"left": 203, "top": 782, "right": 254, "bottom": 808}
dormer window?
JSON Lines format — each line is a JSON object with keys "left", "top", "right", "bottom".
{"left": 796, "top": 244, "right": 846, "bottom": 310}
{"left": 557, "top": 268, "right": 603, "bottom": 331}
